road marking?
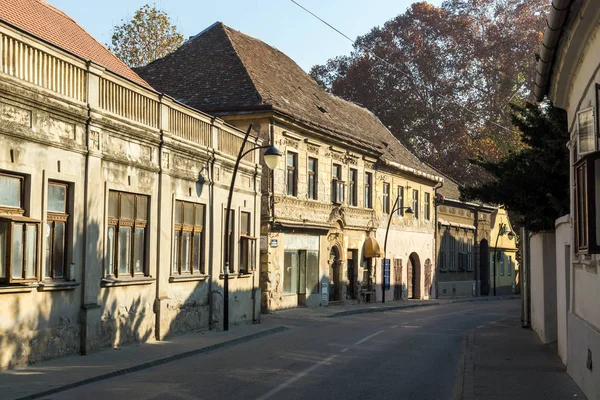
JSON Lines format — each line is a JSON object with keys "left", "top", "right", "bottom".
{"left": 354, "top": 330, "right": 385, "bottom": 345}
{"left": 255, "top": 354, "right": 338, "bottom": 400}
{"left": 340, "top": 348, "right": 349, "bottom": 353}
{"left": 402, "top": 325, "right": 422, "bottom": 328}
{"left": 391, "top": 325, "right": 398, "bottom": 328}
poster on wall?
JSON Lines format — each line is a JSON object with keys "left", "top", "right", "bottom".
{"left": 382, "top": 259, "right": 391, "bottom": 290}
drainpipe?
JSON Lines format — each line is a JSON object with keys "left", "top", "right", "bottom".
{"left": 433, "top": 180, "right": 443, "bottom": 299}
{"left": 534, "top": 0, "right": 573, "bottom": 101}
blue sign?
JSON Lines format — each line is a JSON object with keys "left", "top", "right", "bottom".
{"left": 382, "top": 258, "right": 391, "bottom": 290}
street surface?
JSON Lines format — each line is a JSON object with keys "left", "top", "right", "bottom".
{"left": 53, "top": 300, "right": 520, "bottom": 400}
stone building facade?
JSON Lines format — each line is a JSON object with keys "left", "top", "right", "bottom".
{"left": 138, "top": 22, "right": 443, "bottom": 311}
{"left": 0, "top": 1, "right": 261, "bottom": 369}
{"left": 435, "top": 179, "right": 496, "bottom": 298}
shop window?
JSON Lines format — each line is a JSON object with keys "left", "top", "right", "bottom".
{"left": 239, "top": 211, "right": 256, "bottom": 274}
{"left": 284, "top": 249, "right": 319, "bottom": 295}
{"left": 45, "top": 181, "right": 69, "bottom": 279}
{"left": 0, "top": 173, "right": 40, "bottom": 283}
{"left": 172, "top": 201, "right": 205, "bottom": 275}
{"left": 106, "top": 191, "right": 148, "bottom": 277}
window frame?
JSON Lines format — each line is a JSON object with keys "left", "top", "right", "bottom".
{"left": 332, "top": 164, "right": 345, "bottom": 204}
{"left": 397, "top": 186, "right": 404, "bottom": 216}
{"left": 0, "top": 172, "right": 25, "bottom": 214}
{"left": 577, "top": 107, "right": 596, "bottom": 157}
{"left": 45, "top": 181, "right": 70, "bottom": 280}
{"left": 364, "top": 172, "right": 373, "bottom": 209}
{"left": 308, "top": 157, "right": 318, "bottom": 200}
{"left": 348, "top": 168, "right": 358, "bottom": 206}
{"left": 172, "top": 200, "right": 206, "bottom": 276}
{"left": 0, "top": 216, "right": 40, "bottom": 283}
{"left": 574, "top": 151, "right": 600, "bottom": 254}
{"left": 106, "top": 191, "right": 149, "bottom": 278}
{"left": 286, "top": 152, "right": 298, "bottom": 197}
{"left": 382, "top": 183, "right": 390, "bottom": 214}
{"left": 424, "top": 192, "right": 431, "bottom": 221}
{"left": 412, "top": 189, "right": 419, "bottom": 219}
{"left": 223, "top": 209, "right": 235, "bottom": 273}
{"left": 239, "top": 211, "right": 256, "bottom": 274}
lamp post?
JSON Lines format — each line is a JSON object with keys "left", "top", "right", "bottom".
{"left": 223, "top": 124, "right": 281, "bottom": 331}
{"left": 382, "top": 193, "right": 414, "bottom": 303}
{"left": 492, "top": 222, "right": 515, "bottom": 296}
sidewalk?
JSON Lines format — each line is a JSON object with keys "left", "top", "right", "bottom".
{"left": 461, "top": 315, "right": 586, "bottom": 400}
{"left": 0, "top": 324, "right": 287, "bottom": 400}
{"left": 267, "top": 295, "right": 520, "bottom": 319}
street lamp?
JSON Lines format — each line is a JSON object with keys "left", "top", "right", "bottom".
{"left": 382, "top": 193, "right": 414, "bottom": 303}
{"left": 223, "top": 124, "right": 281, "bottom": 331}
{"left": 492, "top": 222, "right": 514, "bottom": 296}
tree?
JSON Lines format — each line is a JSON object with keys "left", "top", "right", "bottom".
{"left": 109, "top": 4, "right": 184, "bottom": 68}
{"left": 310, "top": 0, "right": 548, "bottom": 184}
{"left": 460, "top": 102, "right": 569, "bottom": 232}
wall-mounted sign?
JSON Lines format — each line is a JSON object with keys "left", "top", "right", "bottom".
{"left": 382, "top": 258, "right": 391, "bottom": 290}
{"left": 270, "top": 238, "right": 278, "bottom": 248}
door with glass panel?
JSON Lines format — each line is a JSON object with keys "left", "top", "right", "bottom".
{"left": 284, "top": 249, "right": 319, "bottom": 305}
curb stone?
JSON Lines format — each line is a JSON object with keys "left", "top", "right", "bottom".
{"left": 16, "top": 325, "right": 288, "bottom": 400}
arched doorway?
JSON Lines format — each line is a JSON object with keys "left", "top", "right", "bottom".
{"left": 328, "top": 246, "right": 341, "bottom": 302}
{"left": 408, "top": 253, "right": 421, "bottom": 299}
{"left": 480, "top": 239, "right": 490, "bottom": 296}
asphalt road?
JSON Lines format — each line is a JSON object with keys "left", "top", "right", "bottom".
{"left": 52, "top": 300, "right": 520, "bottom": 400}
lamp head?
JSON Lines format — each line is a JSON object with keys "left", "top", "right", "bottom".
{"left": 404, "top": 206, "right": 415, "bottom": 216}
{"left": 263, "top": 145, "right": 282, "bottom": 170}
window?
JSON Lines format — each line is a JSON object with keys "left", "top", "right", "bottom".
{"left": 439, "top": 229, "right": 448, "bottom": 271}
{"left": 412, "top": 190, "right": 419, "bottom": 219}
{"left": 424, "top": 193, "right": 431, "bottom": 221}
{"left": 507, "top": 255, "right": 512, "bottom": 276}
{"left": 574, "top": 152, "right": 600, "bottom": 253}
{"left": 499, "top": 251, "right": 505, "bottom": 276}
{"left": 239, "top": 211, "right": 256, "bottom": 274}
{"left": 286, "top": 152, "right": 298, "bottom": 196}
{"left": 106, "top": 191, "right": 148, "bottom": 277}
{"left": 173, "top": 201, "right": 205, "bottom": 275}
{"left": 332, "top": 164, "right": 345, "bottom": 204}
{"left": 46, "top": 182, "right": 69, "bottom": 279}
{"left": 577, "top": 108, "right": 595, "bottom": 156}
{"left": 348, "top": 168, "right": 358, "bottom": 206}
{"left": 449, "top": 234, "right": 456, "bottom": 271}
{"left": 0, "top": 173, "right": 40, "bottom": 283}
{"left": 308, "top": 157, "right": 318, "bottom": 200}
{"left": 224, "top": 210, "right": 235, "bottom": 273}
{"left": 458, "top": 237, "right": 466, "bottom": 271}
{"left": 284, "top": 250, "right": 319, "bottom": 295}
{"left": 382, "top": 183, "right": 390, "bottom": 214}
{"left": 467, "top": 238, "right": 473, "bottom": 271}
{"left": 364, "top": 172, "right": 373, "bottom": 208}
{"left": 397, "top": 186, "right": 404, "bottom": 216}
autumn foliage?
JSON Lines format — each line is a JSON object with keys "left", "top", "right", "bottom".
{"left": 109, "top": 4, "right": 184, "bottom": 69}
{"left": 310, "top": 0, "right": 548, "bottom": 184}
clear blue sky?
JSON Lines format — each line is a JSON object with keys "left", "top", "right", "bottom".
{"left": 47, "top": 0, "right": 442, "bottom": 71}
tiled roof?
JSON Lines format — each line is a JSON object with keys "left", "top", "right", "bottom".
{"left": 138, "top": 22, "right": 442, "bottom": 180}
{"left": 439, "top": 175, "right": 462, "bottom": 200}
{"left": 0, "top": 0, "right": 150, "bottom": 88}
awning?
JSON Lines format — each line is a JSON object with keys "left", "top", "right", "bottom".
{"left": 438, "top": 218, "right": 476, "bottom": 231}
{"left": 364, "top": 236, "right": 382, "bottom": 258}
